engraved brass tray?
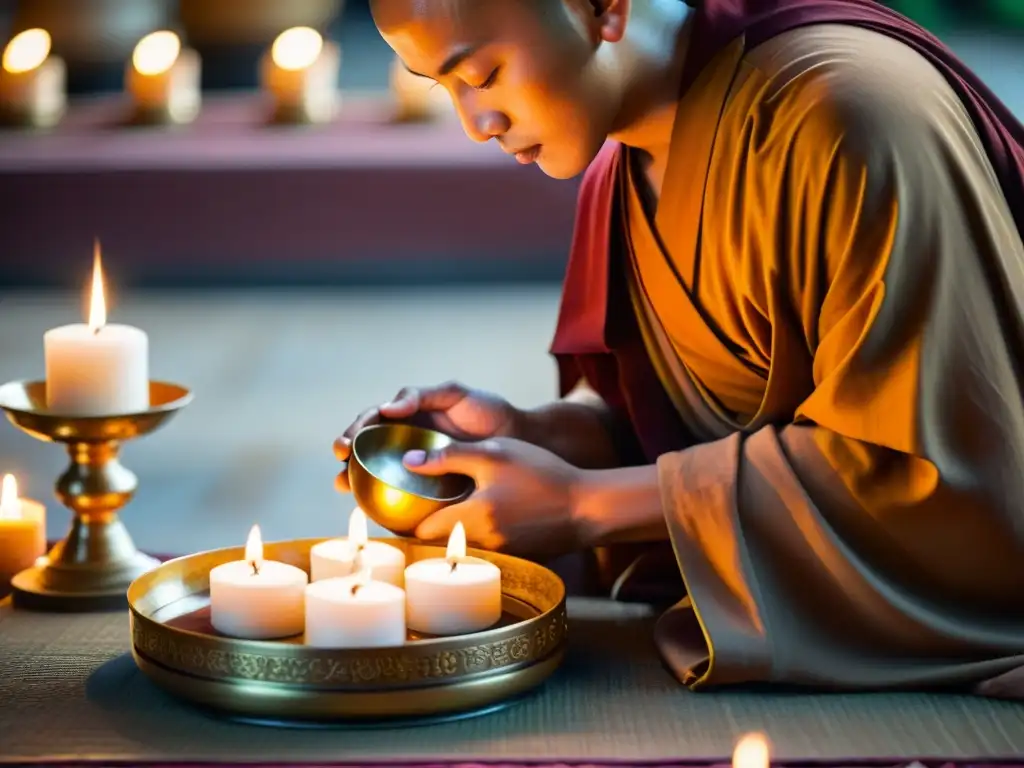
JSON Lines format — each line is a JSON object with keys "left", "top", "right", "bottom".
{"left": 128, "top": 538, "right": 567, "bottom": 725}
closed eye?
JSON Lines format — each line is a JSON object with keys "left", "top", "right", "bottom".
{"left": 473, "top": 67, "right": 501, "bottom": 91}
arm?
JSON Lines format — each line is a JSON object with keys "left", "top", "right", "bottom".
{"left": 515, "top": 383, "right": 626, "bottom": 470}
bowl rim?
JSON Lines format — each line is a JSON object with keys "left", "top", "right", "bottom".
{"left": 351, "top": 423, "right": 474, "bottom": 503}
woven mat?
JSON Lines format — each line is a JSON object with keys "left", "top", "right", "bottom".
{"left": 2, "top": 599, "right": 1024, "bottom": 765}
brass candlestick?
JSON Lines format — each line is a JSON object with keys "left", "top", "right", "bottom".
{"left": 0, "top": 380, "right": 192, "bottom": 611}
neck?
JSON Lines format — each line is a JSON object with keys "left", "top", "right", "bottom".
{"left": 606, "top": 0, "right": 693, "bottom": 166}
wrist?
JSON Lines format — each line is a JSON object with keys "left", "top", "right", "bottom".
{"left": 570, "top": 465, "right": 667, "bottom": 548}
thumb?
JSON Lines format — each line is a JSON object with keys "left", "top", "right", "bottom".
{"left": 402, "top": 440, "right": 498, "bottom": 477}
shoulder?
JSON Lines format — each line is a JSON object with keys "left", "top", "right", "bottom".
{"left": 735, "top": 23, "right": 969, "bottom": 160}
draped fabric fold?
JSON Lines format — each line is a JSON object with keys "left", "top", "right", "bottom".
{"left": 550, "top": 0, "right": 1024, "bottom": 696}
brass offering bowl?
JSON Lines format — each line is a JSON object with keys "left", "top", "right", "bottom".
{"left": 128, "top": 537, "right": 567, "bottom": 724}
{"left": 349, "top": 424, "right": 474, "bottom": 536}
{"left": 0, "top": 379, "right": 192, "bottom": 611}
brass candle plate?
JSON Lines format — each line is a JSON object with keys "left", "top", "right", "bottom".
{"left": 128, "top": 537, "right": 567, "bottom": 724}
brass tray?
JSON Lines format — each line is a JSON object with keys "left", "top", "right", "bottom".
{"left": 128, "top": 537, "right": 567, "bottom": 725}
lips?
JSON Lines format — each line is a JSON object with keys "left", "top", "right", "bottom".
{"left": 511, "top": 144, "right": 541, "bottom": 165}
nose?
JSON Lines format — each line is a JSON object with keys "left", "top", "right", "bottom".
{"left": 453, "top": 97, "right": 510, "bottom": 144}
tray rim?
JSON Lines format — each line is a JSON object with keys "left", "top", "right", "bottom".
{"left": 128, "top": 536, "right": 568, "bottom": 696}
{"left": 131, "top": 641, "right": 567, "bottom": 722}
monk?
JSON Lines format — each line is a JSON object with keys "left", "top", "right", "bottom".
{"left": 334, "top": 0, "right": 1024, "bottom": 696}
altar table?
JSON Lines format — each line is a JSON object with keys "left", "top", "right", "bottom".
{"left": 2, "top": 596, "right": 1024, "bottom": 766}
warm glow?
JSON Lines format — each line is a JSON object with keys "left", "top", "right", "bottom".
{"left": 0, "top": 474, "right": 20, "bottom": 520}
{"left": 348, "top": 507, "right": 368, "bottom": 547}
{"left": 87, "top": 240, "right": 106, "bottom": 333}
{"left": 446, "top": 521, "right": 467, "bottom": 561}
{"left": 132, "top": 30, "right": 181, "bottom": 76}
{"left": 382, "top": 487, "right": 404, "bottom": 507}
{"left": 271, "top": 27, "right": 323, "bottom": 71}
{"left": 733, "top": 733, "right": 770, "bottom": 768}
{"left": 244, "top": 524, "right": 263, "bottom": 568}
{"left": 2, "top": 28, "right": 51, "bottom": 74}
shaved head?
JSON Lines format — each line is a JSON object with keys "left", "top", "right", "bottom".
{"left": 370, "top": 0, "right": 628, "bottom": 178}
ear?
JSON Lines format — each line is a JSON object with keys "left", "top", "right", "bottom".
{"left": 593, "top": 0, "right": 630, "bottom": 43}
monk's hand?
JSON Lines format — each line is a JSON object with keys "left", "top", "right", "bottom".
{"left": 404, "top": 438, "right": 585, "bottom": 558}
{"left": 334, "top": 382, "right": 523, "bottom": 493}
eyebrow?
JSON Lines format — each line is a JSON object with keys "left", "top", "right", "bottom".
{"left": 403, "top": 45, "right": 479, "bottom": 80}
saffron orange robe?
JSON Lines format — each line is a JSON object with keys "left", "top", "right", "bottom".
{"left": 552, "top": 11, "right": 1024, "bottom": 694}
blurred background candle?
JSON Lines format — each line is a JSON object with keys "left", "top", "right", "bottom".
{"left": 209, "top": 524, "right": 308, "bottom": 639}
{"left": 44, "top": 242, "right": 149, "bottom": 415}
{"left": 0, "top": 27, "right": 65, "bottom": 128}
{"left": 310, "top": 507, "right": 405, "bottom": 586}
{"left": 259, "top": 26, "right": 340, "bottom": 124}
{"left": 405, "top": 522, "right": 502, "bottom": 636}
{"left": 733, "top": 733, "right": 771, "bottom": 768}
{"left": 0, "top": 474, "right": 46, "bottom": 594}
{"left": 305, "top": 567, "right": 406, "bottom": 648}
{"left": 126, "top": 30, "right": 201, "bottom": 125}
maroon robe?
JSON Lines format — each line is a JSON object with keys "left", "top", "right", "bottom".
{"left": 548, "top": 0, "right": 1024, "bottom": 698}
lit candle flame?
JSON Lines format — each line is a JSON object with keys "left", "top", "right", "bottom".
{"left": 271, "top": 27, "right": 323, "bottom": 71}
{"left": 0, "top": 474, "right": 20, "bottom": 520}
{"left": 87, "top": 240, "right": 106, "bottom": 334}
{"left": 2, "top": 28, "right": 51, "bottom": 74}
{"left": 244, "top": 524, "right": 263, "bottom": 575}
{"left": 132, "top": 30, "right": 181, "bottom": 77}
{"left": 348, "top": 507, "right": 368, "bottom": 548}
{"left": 733, "top": 733, "right": 770, "bottom": 768}
{"left": 446, "top": 521, "right": 467, "bottom": 563}
{"left": 350, "top": 566, "right": 372, "bottom": 596}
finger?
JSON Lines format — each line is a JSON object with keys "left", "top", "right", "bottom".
{"left": 414, "top": 381, "right": 469, "bottom": 412}
{"left": 333, "top": 437, "right": 351, "bottom": 462}
{"left": 334, "top": 465, "right": 350, "bottom": 493}
{"left": 378, "top": 387, "right": 421, "bottom": 419}
{"left": 402, "top": 439, "right": 502, "bottom": 477}
{"left": 415, "top": 495, "right": 492, "bottom": 542}
{"left": 340, "top": 406, "right": 383, "bottom": 448}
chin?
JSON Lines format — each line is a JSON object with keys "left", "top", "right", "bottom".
{"left": 536, "top": 154, "right": 590, "bottom": 180}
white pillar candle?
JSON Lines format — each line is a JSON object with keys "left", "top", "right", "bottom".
{"left": 310, "top": 507, "right": 406, "bottom": 587}
{"left": 209, "top": 524, "right": 308, "bottom": 640}
{"left": 44, "top": 243, "right": 149, "bottom": 415}
{"left": 0, "top": 474, "right": 46, "bottom": 588}
{"left": 259, "top": 26, "right": 340, "bottom": 124}
{"left": 0, "top": 28, "right": 66, "bottom": 128}
{"left": 126, "top": 30, "right": 201, "bottom": 125}
{"left": 405, "top": 522, "right": 502, "bottom": 636}
{"left": 305, "top": 568, "right": 406, "bottom": 648}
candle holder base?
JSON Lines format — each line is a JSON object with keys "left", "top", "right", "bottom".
{"left": 11, "top": 549, "right": 161, "bottom": 612}
{"left": 0, "top": 380, "right": 193, "bottom": 612}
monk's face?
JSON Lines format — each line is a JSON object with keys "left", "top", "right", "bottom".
{"left": 372, "top": 0, "right": 621, "bottom": 179}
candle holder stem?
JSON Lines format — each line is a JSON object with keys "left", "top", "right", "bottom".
{"left": 0, "top": 380, "right": 192, "bottom": 612}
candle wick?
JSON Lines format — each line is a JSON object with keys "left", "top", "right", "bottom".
{"left": 92, "top": 325, "right": 101, "bottom": 336}
{"left": 448, "top": 558, "right": 458, "bottom": 574}
{"left": 250, "top": 560, "right": 260, "bottom": 576}
{"left": 350, "top": 583, "right": 361, "bottom": 596}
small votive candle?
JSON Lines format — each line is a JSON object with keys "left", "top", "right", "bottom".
{"left": 126, "top": 30, "right": 201, "bottom": 125}
{"left": 0, "top": 475, "right": 46, "bottom": 590}
{"left": 305, "top": 568, "right": 406, "bottom": 648}
{"left": 260, "top": 26, "right": 340, "bottom": 124}
{"left": 0, "top": 28, "right": 65, "bottom": 128}
{"left": 405, "top": 522, "right": 502, "bottom": 636}
{"left": 44, "top": 243, "right": 149, "bottom": 415}
{"left": 209, "top": 525, "right": 308, "bottom": 639}
{"left": 310, "top": 507, "right": 406, "bottom": 587}
{"left": 389, "top": 55, "right": 450, "bottom": 123}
